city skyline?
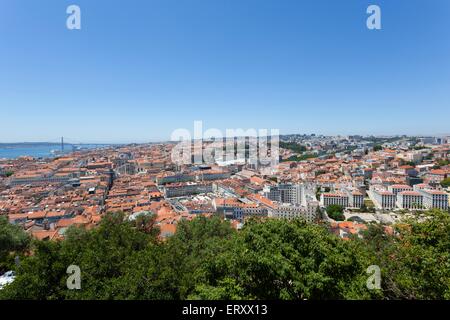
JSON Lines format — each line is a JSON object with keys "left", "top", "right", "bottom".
{"left": 1, "top": 0, "right": 450, "bottom": 143}
{"left": 2, "top": 131, "right": 450, "bottom": 145}
{"left": 2, "top": 0, "right": 450, "bottom": 306}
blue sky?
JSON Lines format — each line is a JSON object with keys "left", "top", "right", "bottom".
{"left": 0, "top": 0, "right": 449, "bottom": 143}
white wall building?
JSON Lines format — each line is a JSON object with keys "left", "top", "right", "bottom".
{"left": 264, "top": 183, "right": 306, "bottom": 206}
{"left": 396, "top": 191, "right": 423, "bottom": 210}
{"left": 320, "top": 193, "right": 349, "bottom": 208}
{"left": 269, "top": 201, "right": 319, "bottom": 222}
{"left": 419, "top": 189, "right": 448, "bottom": 210}
{"left": 388, "top": 184, "right": 413, "bottom": 196}
{"left": 370, "top": 190, "right": 396, "bottom": 210}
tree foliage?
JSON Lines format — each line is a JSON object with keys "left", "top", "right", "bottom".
{"left": 441, "top": 178, "right": 450, "bottom": 189}
{"left": 0, "top": 216, "right": 30, "bottom": 273}
{"left": 1, "top": 210, "right": 449, "bottom": 300}
{"left": 326, "top": 205, "right": 345, "bottom": 221}
{"left": 280, "top": 142, "right": 307, "bottom": 153}
{"left": 373, "top": 145, "right": 383, "bottom": 152}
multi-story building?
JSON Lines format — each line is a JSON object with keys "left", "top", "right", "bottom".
{"left": 264, "top": 183, "right": 305, "bottom": 206}
{"left": 424, "top": 169, "right": 448, "bottom": 186}
{"left": 269, "top": 201, "right": 319, "bottom": 222}
{"left": 419, "top": 189, "right": 448, "bottom": 210}
{"left": 396, "top": 191, "right": 423, "bottom": 210}
{"left": 157, "top": 173, "right": 195, "bottom": 185}
{"left": 163, "top": 182, "right": 213, "bottom": 198}
{"left": 9, "top": 173, "right": 73, "bottom": 186}
{"left": 265, "top": 186, "right": 281, "bottom": 202}
{"left": 320, "top": 193, "right": 349, "bottom": 208}
{"left": 413, "top": 183, "right": 431, "bottom": 192}
{"left": 136, "top": 159, "right": 166, "bottom": 173}
{"left": 350, "top": 191, "right": 364, "bottom": 208}
{"left": 242, "top": 205, "right": 268, "bottom": 218}
{"left": 341, "top": 188, "right": 364, "bottom": 208}
{"left": 281, "top": 184, "right": 303, "bottom": 205}
{"left": 388, "top": 184, "right": 413, "bottom": 196}
{"left": 196, "top": 170, "right": 231, "bottom": 182}
{"left": 217, "top": 199, "right": 268, "bottom": 221}
{"left": 223, "top": 207, "right": 243, "bottom": 220}
{"left": 370, "top": 189, "right": 396, "bottom": 210}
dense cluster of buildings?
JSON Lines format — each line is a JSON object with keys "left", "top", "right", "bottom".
{"left": 0, "top": 135, "right": 449, "bottom": 242}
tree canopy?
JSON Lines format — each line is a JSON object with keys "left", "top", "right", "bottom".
{"left": 0, "top": 210, "right": 449, "bottom": 300}
{"left": 373, "top": 145, "right": 383, "bottom": 152}
{"left": 326, "top": 205, "right": 345, "bottom": 221}
{"left": 441, "top": 178, "right": 450, "bottom": 189}
{"left": 0, "top": 216, "right": 30, "bottom": 273}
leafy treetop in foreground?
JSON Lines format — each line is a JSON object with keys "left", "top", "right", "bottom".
{"left": 0, "top": 210, "right": 449, "bottom": 300}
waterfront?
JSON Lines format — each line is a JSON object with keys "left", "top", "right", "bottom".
{"left": 0, "top": 143, "right": 108, "bottom": 159}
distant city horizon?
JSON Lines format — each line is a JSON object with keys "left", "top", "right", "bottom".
{"left": 2, "top": 0, "right": 450, "bottom": 306}
{"left": 1, "top": 131, "right": 450, "bottom": 145}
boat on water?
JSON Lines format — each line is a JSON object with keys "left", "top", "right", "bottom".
{"left": 50, "top": 149, "right": 63, "bottom": 155}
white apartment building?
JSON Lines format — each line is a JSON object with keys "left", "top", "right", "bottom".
{"left": 338, "top": 186, "right": 364, "bottom": 208}
{"left": 413, "top": 183, "right": 431, "bottom": 192}
{"left": 320, "top": 193, "right": 349, "bottom": 208}
{"left": 370, "top": 190, "right": 396, "bottom": 210}
{"left": 196, "top": 170, "right": 231, "bottom": 182}
{"left": 396, "top": 191, "right": 423, "bottom": 210}
{"left": 264, "top": 184, "right": 305, "bottom": 206}
{"left": 157, "top": 173, "right": 195, "bottom": 185}
{"left": 388, "top": 184, "right": 413, "bottom": 196}
{"left": 351, "top": 192, "right": 364, "bottom": 208}
{"left": 242, "top": 205, "right": 268, "bottom": 218}
{"left": 217, "top": 200, "right": 268, "bottom": 220}
{"left": 163, "top": 182, "right": 213, "bottom": 198}
{"left": 342, "top": 189, "right": 364, "bottom": 208}
{"left": 269, "top": 201, "right": 319, "bottom": 222}
{"left": 398, "top": 151, "right": 423, "bottom": 164}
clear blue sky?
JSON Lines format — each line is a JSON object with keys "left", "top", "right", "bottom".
{"left": 1, "top": 0, "right": 449, "bottom": 143}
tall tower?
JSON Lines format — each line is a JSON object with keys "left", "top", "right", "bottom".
{"left": 61, "top": 137, "right": 64, "bottom": 152}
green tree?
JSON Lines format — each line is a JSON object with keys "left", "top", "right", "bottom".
{"left": 162, "top": 216, "right": 235, "bottom": 299}
{"left": 326, "top": 205, "right": 345, "bottom": 221}
{"left": 380, "top": 210, "right": 450, "bottom": 299}
{"left": 193, "top": 219, "right": 379, "bottom": 300}
{"left": 3, "top": 171, "right": 14, "bottom": 177}
{"left": 440, "top": 178, "right": 450, "bottom": 189}
{"left": 0, "top": 216, "right": 30, "bottom": 273}
{"left": 280, "top": 142, "right": 307, "bottom": 153}
{"left": 0, "top": 212, "right": 156, "bottom": 299}
{"left": 2, "top": 210, "right": 450, "bottom": 300}
{"left": 373, "top": 145, "right": 383, "bottom": 152}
